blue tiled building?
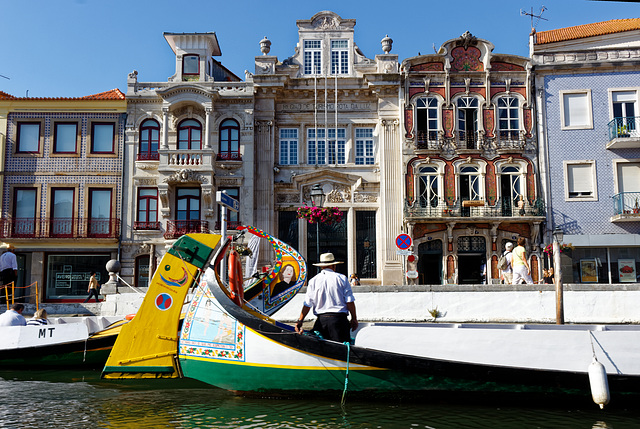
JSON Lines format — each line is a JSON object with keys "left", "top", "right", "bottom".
{"left": 533, "top": 19, "right": 640, "bottom": 284}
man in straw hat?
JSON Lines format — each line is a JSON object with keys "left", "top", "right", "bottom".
{"left": 0, "top": 243, "right": 17, "bottom": 287}
{"left": 294, "top": 252, "right": 358, "bottom": 342}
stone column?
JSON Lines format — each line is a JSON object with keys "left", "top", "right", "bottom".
{"left": 379, "top": 119, "right": 403, "bottom": 285}
{"left": 162, "top": 106, "right": 170, "bottom": 150}
{"left": 254, "top": 120, "right": 274, "bottom": 266}
{"left": 204, "top": 106, "right": 212, "bottom": 149}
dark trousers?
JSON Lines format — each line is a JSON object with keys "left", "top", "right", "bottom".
{"left": 312, "top": 313, "right": 350, "bottom": 343}
{"left": 83, "top": 288, "right": 100, "bottom": 303}
{"left": 1, "top": 268, "right": 15, "bottom": 286}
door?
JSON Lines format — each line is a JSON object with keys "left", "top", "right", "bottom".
{"left": 617, "top": 162, "right": 640, "bottom": 212}
{"left": 418, "top": 240, "right": 443, "bottom": 284}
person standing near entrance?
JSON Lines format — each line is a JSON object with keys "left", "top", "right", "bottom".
{"left": 83, "top": 271, "right": 100, "bottom": 303}
{"left": 500, "top": 242, "right": 514, "bottom": 284}
{"left": 511, "top": 237, "right": 533, "bottom": 284}
{"left": 0, "top": 244, "right": 18, "bottom": 287}
{"left": 294, "top": 253, "right": 358, "bottom": 343}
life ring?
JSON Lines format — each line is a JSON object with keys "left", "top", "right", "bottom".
{"left": 228, "top": 249, "right": 244, "bottom": 306}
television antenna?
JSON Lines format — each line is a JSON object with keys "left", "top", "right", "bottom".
{"left": 0, "top": 74, "right": 9, "bottom": 80}
{"left": 521, "top": 6, "right": 548, "bottom": 31}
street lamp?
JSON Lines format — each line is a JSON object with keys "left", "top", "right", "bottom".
{"left": 553, "top": 226, "right": 564, "bottom": 325}
{"left": 310, "top": 184, "right": 325, "bottom": 272}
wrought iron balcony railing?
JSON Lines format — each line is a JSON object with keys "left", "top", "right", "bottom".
{"left": 133, "top": 221, "right": 162, "bottom": 230}
{"left": 405, "top": 197, "right": 546, "bottom": 219}
{"left": 216, "top": 152, "right": 242, "bottom": 161}
{"left": 608, "top": 117, "right": 640, "bottom": 146}
{"left": 0, "top": 217, "right": 120, "bottom": 239}
{"left": 612, "top": 192, "right": 640, "bottom": 217}
{"left": 415, "top": 130, "right": 441, "bottom": 150}
{"left": 137, "top": 152, "right": 160, "bottom": 161}
{"left": 214, "top": 220, "right": 242, "bottom": 230}
{"left": 163, "top": 219, "right": 209, "bottom": 239}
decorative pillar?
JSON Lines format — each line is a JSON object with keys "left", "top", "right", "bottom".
{"left": 205, "top": 106, "right": 212, "bottom": 149}
{"left": 162, "top": 106, "right": 170, "bottom": 150}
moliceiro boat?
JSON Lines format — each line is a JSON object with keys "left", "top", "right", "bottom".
{"left": 103, "top": 228, "right": 640, "bottom": 407}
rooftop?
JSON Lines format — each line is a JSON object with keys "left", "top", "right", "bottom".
{"left": 0, "top": 89, "right": 125, "bottom": 101}
{"left": 536, "top": 18, "right": 640, "bottom": 45}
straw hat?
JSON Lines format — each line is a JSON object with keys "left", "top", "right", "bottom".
{"left": 313, "top": 253, "right": 343, "bottom": 267}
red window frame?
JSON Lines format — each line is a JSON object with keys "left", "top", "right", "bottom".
{"left": 178, "top": 119, "right": 202, "bottom": 150}
{"left": 182, "top": 54, "right": 200, "bottom": 76}
{"left": 50, "top": 188, "right": 75, "bottom": 237}
{"left": 135, "top": 188, "right": 159, "bottom": 229}
{"left": 90, "top": 123, "right": 116, "bottom": 154}
{"left": 218, "top": 119, "right": 240, "bottom": 160}
{"left": 139, "top": 119, "right": 160, "bottom": 160}
{"left": 16, "top": 122, "right": 41, "bottom": 153}
{"left": 53, "top": 122, "right": 78, "bottom": 154}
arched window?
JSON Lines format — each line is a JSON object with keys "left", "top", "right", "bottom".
{"left": 218, "top": 119, "right": 240, "bottom": 160}
{"left": 139, "top": 119, "right": 160, "bottom": 160}
{"left": 459, "top": 165, "right": 481, "bottom": 217}
{"left": 457, "top": 97, "right": 479, "bottom": 149}
{"left": 178, "top": 119, "right": 202, "bottom": 150}
{"left": 417, "top": 165, "right": 439, "bottom": 208}
{"left": 500, "top": 165, "right": 524, "bottom": 216}
{"left": 416, "top": 97, "right": 439, "bottom": 146}
{"left": 497, "top": 96, "right": 520, "bottom": 141}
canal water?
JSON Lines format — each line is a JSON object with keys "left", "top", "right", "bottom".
{"left": 2, "top": 370, "right": 640, "bottom": 428}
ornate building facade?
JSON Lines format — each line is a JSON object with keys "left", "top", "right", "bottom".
{"left": 401, "top": 32, "right": 545, "bottom": 284}
{"left": 254, "top": 11, "right": 403, "bottom": 284}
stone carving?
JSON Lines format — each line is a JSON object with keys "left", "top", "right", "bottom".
{"left": 134, "top": 178, "right": 157, "bottom": 186}
{"left": 354, "top": 193, "right": 378, "bottom": 203}
{"left": 457, "top": 31, "right": 478, "bottom": 49}
{"left": 164, "top": 169, "right": 209, "bottom": 184}
{"left": 314, "top": 16, "right": 339, "bottom": 30}
{"left": 276, "top": 193, "right": 300, "bottom": 204}
{"left": 326, "top": 185, "right": 351, "bottom": 203}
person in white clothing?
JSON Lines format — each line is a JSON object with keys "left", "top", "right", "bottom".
{"left": 501, "top": 242, "right": 514, "bottom": 284}
{"left": 294, "top": 253, "right": 357, "bottom": 342}
{"left": 0, "top": 303, "right": 26, "bottom": 326}
{"left": 0, "top": 244, "right": 18, "bottom": 286}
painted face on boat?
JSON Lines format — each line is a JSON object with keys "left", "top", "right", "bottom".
{"left": 281, "top": 265, "right": 295, "bottom": 284}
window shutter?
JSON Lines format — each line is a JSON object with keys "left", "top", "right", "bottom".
{"left": 564, "top": 93, "right": 589, "bottom": 127}
{"left": 568, "top": 164, "right": 593, "bottom": 194}
{"left": 618, "top": 163, "right": 640, "bottom": 193}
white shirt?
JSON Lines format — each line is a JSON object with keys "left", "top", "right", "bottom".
{"left": 502, "top": 251, "right": 513, "bottom": 274}
{"left": 0, "top": 309, "right": 26, "bottom": 326}
{"left": 0, "top": 251, "right": 17, "bottom": 271}
{"left": 303, "top": 268, "right": 355, "bottom": 315}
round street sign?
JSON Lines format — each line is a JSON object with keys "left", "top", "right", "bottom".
{"left": 395, "top": 234, "right": 412, "bottom": 250}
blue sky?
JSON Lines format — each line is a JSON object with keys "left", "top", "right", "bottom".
{"left": 1, "top": 0, "right": 638, "bottom": 98}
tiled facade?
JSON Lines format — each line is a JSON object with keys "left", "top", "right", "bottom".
{"left": 533, "top": 20, "right": 640, "bottom": 284}
{"left": 0, "top": 92, "right": 126, "bottom": 300}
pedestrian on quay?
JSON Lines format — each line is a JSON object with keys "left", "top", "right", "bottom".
{"left": 0, "top": 303, "right": 26, "bottom": 326}
{"left": 294, "top": 252, "right": 358, "bottom": 343}
{"left": 0, "top": 243, "right": 18, "bottom": 286}
{"left": 83, "top": 271, "right": 101, "bottom": 303}
{"left": 500, "top": 242, "right": 514, "bottom": 284}
{"left": 511, "top": 237, "right": 533, "bottom": 284}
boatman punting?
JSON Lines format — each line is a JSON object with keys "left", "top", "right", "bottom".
{"left": 294, "top": 252, "right": 358, "bottom": 343}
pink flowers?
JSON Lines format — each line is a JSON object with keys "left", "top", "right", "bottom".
{"left": 543, "top": 243, "right": 572, "bottom": 255}
{"left": 296, "top": 205, "right": 344, "bottom": 225}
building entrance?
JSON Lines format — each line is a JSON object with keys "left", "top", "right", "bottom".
{"left": 457, "top": 236, "right": 487, "bottom": 284}
{"left": 418, "top": 240, "right": 442, "bottom": 284}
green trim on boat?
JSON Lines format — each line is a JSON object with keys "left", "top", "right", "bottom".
{"left": 102, "top": 366, "right": 175, "bottom": 374}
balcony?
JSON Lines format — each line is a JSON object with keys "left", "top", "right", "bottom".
{"left": 405, "top": 198, "right": 545, "bottom": 220}
{"left": 496, "top": 130, "right": 526, "bottom": 151}
{"left": 216, "top": 152, "right": 242, "bottom": 161}
{"left": 214, "top": 220, "right": 242, "bottom": 230}
{"left": 137, "top": 152, "right": 160, "bottom": 161}
{"left": 416, "top": 130, "right": 442, "bottom": 150}
{"left": 159, "top": 149, "right": 212, "bottom": 167}
{"left": 611, "top": 192, "right": 640, "bottom": 222}
{"left": 0, "top": 217, "right": 120, "bottom": 240}
{"left": 607, "top": 117, "right": 640, "bottom": 149}
{"left": 456, "top": 130, "right": 480, "bottom": 150}
{"left": 133, "top": 221, "right": 162, "bottom": 231}
{"left": 163, "top": 219, "right": 209, "bottom": 239}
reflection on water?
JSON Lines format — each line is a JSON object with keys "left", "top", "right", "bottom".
{"left": 1, "top": 370, "right": 640, "bottom": 429}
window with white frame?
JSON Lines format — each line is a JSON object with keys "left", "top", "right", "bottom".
{"left": 355, "top": 128, "right": 375, "bottom": 165}
{"left": 279, "top": 129, "right": 298, "bottom": 165}
{"left": 417, "top": 165, "right": 439, "bottom": 208}
{"left": 612, "top": 90, "right": 637, "bottom": 133}
{"left": 497, "top": 96, "right": 520, "bottom": 140}
{"left": 331, "top": 40, "right": 348, "bottom": 75}
{"left": 307, "top": 128, "right": 326, "bottom": 165}
{"left": 561, "top": 90, "right": 593, "bottom": 129}
{"left": 564, "top": 160, "right": 597, "bottom": 200}
{"left": 328, "top": 128, "right": 346, "bottom": 164}
{"left": 303, "top": 40, "right": 322, "bottom": 75}
{"left": 416, "top": 97, "right": 439, "bottom": 142}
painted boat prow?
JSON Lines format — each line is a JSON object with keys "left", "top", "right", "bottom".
{"left": 102, "top": 233, "right": 221, "bottom": 379}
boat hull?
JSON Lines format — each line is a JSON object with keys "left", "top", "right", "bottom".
{"left": 177, "top": 269, "right": 640, "bottom": 396}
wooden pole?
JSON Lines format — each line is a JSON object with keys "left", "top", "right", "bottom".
{"left": 553, "top": 238, "right": 564, "bottom": 324}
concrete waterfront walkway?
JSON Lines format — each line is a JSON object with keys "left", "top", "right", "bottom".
{"left": 15, "top": 283, "right": 640, "bottom": 324}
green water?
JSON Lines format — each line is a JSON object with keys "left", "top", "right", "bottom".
{"left": 1, "top": 370, "right": 640, "bottom": 428}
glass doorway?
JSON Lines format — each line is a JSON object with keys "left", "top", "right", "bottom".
{"left": 307, "top": 213, "right": 347, "bottom": 276}
{"left": 418, "top": 240, "right": 443, "bottom": 284}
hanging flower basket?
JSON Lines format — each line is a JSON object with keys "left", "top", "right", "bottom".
{"left": 296, "top": 205, "right": 344, "bottom": 225}
{"left": 543, "top": 243, "right": 573, "bottom": 255}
